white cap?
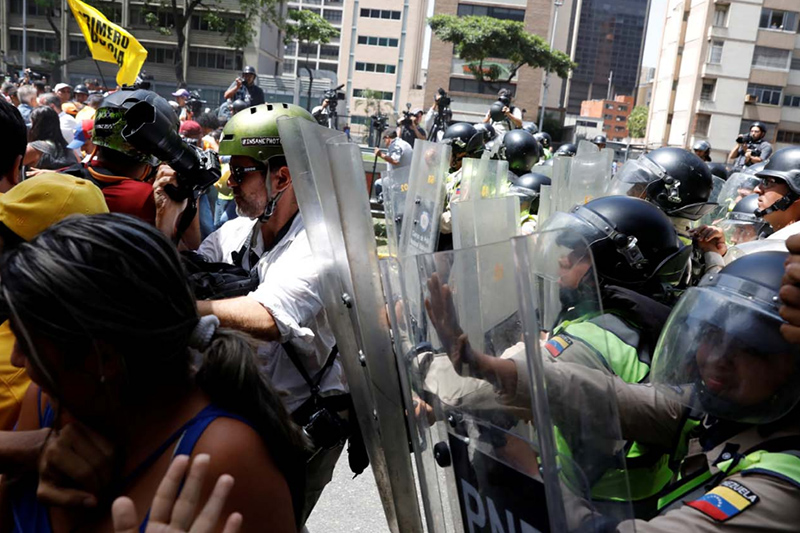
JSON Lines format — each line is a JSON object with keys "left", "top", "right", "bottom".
{"left": 54, "top": 83, "right": 72, "bottom": 92}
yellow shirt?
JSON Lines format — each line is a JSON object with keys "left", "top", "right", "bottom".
{"left": 75, "top": 105, "right": 97, "bottom": 122}
{"left": 0, "top": 321, "right": 30, "bottom": 430}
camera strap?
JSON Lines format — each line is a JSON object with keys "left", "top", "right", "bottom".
{"left": 283, "top": 341, "right": 340, "bottom": 401}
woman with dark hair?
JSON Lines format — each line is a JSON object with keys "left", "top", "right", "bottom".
{"left": 23, "top": 106, "right": 78, "bottom": 170}
{"left": 2, "top": 213, "right": 306, "bottom": 533}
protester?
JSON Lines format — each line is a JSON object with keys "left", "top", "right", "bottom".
{"left": 223, "top": 66, "right": 264, "bottom": 107}
{"left": 24, "top": 107, "right": 79, "bottom": 170}
{"left": 38, "top": 91, "right": 77, "bottom": 144}
{"left": 16, "top": 85, "right": 38, "bottom": 126}
{"left": 172, "top": 88, "right": 192, "bottom": 121}
{"left": 75, "top": 92, "right": 103, "bottom": 122}
{"left": 53, "top": 82, "right": 72, "bottom": 105}
{"left": 4, "top": 213, "right": 304, "bottom": 533}
{"left": 67, "top": 119, "right": 95, "bottom": 158}
{"left": 0, "top": 100, "right": 26, "bottom": 193}
{"left": 73, "top": 83, "right": 90, "bottom": 104}
{"left": 196, "top": 112, "right": 220, "bottom": 151}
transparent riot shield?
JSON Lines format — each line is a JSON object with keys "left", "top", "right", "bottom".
{"left": 565, "top": 145, "right": 614, "bottom": 208}
{"left": 512, "top": 228, "right": 637, "bottom": 531}
{"left": 382, "top": 166, "right": 412, "bottom": 257}
{"left": 450, "top": 196, "right": 520, "bottom": 250}
{"left": 549, "top": 155, "right": 574, "bottom": 214}
{"left": 717, "top": 172, "right": 761, "bottom": 213}
{"left": 697, "top": 176, "right": 728, "bottom": 227}
{"left": 458, "top": 158, "right": 510, "bottom": 201}
{"left": 278, "top": 117, "right": 424, "bottom": 533}
{"left": 391, "top": 239, "right": 547, "bottom": 533}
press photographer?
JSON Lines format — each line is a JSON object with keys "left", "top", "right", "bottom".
{"left": 312, "top": 84, "right": 345, "bottom": 128}
{"left": 483, "top": 88, "right": 522, "bottom": 136}
{"left": 398, "top": 104, "right": 426, "bottom": 147}
{"left": 729, "top": 121, "right": 772, "bottom": 171}
{"left": 424, "top": 88, "right": 452, "bottom": 142}
{"left": 223, "top": 65, "right": 265, "bottom": 107}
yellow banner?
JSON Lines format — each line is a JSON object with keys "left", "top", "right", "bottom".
{"left": 66, "top": 0, "right": 148, "bottom": 87}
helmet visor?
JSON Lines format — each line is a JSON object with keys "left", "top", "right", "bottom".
{"left": 719, "top": 216, "right": 771, "bottom": 245}
{"left": 605, "top": 157, "right": 665, "bottom": 198}
{"left": 662, "top": 201, "right": 719, "bottom": 221}
{"left": 651, "top": 285, "right": 800, "bottom": 424}
{"left": 716, "top": 173, "right": 761, "bottom": 211}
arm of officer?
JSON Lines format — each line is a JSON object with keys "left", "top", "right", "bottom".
{"left": 780, "top": 233, "right": 800, "bottom": 344}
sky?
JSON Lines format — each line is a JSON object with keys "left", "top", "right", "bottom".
{"left": 642, "top": 0, "right": 668, "bottom": 68}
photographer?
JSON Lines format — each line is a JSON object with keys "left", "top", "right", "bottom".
{"left": 729, "top": 121, "right": 772, "bottom": 171}
{"left": 483, "top": 88, "right": 522, "bottom": 136}
{"left": 398, "top": 107, "right": 426, "bottom": 147}
{"left": 311, "top": 95, "right": 332, "bottom": 126}
{"left": 374, "top": 130, "right": 412, "bottom": 177}
{"left": 312, "top": 85, "right": 344, "bottom": 129}
{"left": 424, "top": 88, "right": 452, "bottom": 142}
{"left": 223, "top": 66, "right": 265, "bottom": 107}
{"left": 171, "top": 88, "right": 192, "bottom": 122}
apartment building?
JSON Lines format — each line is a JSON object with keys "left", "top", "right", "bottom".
{"left": 283, "top": 0, "right": 344, "bottom": 79}
{"left": 580, "top": 94, "right": 635, "bottom": 140}
{"left": 646, "top": 0, "right": 800, "bottom": 163}
{"left": 424, "top": 0, "right": 551, "bottom": 124}
{"left": 0, "top": 0, "right": 283, "bottom": 104}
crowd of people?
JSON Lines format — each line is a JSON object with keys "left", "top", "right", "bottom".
{"left": 0, "top": 67, "right": 800, "bottom": 533}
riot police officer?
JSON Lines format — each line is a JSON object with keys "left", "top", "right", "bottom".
{"left": 508, "top": 171, "right": 550, "bottom": 234}
{"left": 718, "top": 193, "right": 773, "bottom": 245}
{"left": 533, "top": 132, "right": 553, "bottom": 160}
{"left": 753, "top": 146, "right": 800, "bottom": 240}
{"left": 501, "top": 130, "right": 541, "bottom": 176}
{"left": 692, "top": 140, "right": 712, "bottom": 162}
{"left": 591, "top": 134, "right": 607, "bottom": 150}
{"left": 554, "top": 143, "right": 577, "bottom": 157}
{"left": 438, "top": 122, "right": 484, "bottom": 248}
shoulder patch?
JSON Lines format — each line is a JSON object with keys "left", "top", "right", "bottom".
{"left": 545, "top": 335, "right": 572, "bottom": 358}
{"left": 686, "top": 479, "right": 759, "bottom": 522}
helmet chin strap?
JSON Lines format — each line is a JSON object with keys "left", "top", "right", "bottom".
{"left": 258, "top": 188, "right": 285, "bottom": 222}
{"left": 755, "top": 191, "right": 799, "bottom": 218}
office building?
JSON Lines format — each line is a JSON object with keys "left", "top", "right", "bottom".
{"left": 580, "top": 94, "right": 634, "bottom": 141}
{"left": 283, "top": 0, "right": 345, "bottom": 79}
{"left": 646, "top": 0, "right": 800, "bottom": 162}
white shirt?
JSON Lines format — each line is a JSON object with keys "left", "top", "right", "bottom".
{"left": 198, "top": 214, "right": 348, "bottom": 413}
{"left": 59, "top": 112, "right": 77, "bottom": 145}
{"left": 484, "top": 106, "right": 523, "bottom": 137}
{"left": 768, "top": 220, "right": 800, "bottom": 241}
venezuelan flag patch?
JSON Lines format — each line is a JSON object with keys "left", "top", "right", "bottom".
{"left": 686, "top": 479, "right": 759, "bottom": 522}
{"left": 544, "top": 335, "right": 572, "bottom": 358}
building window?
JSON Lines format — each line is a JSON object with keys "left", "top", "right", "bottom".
{"left": 747, "top": 83, "right": 783, "bottom": 105}
{"left": 615, "top": 116, "right": 625, "bottom": 122}
{"left": 283, "top": 59, "right": 295, "bottom": 72}
{"left": 69, "top": 39, "right": 89, "bottom": 58}
{"left": 357, "top": 36, "right": 399, "bottom": 47}
{"left": 9, "top": 31, "right": 57, "bottom": 53}
{"left": 576, "top": 120, "right": 598, "bottom": 127}
{"left": 614, "top": 126, "right": 625, "bottom": 132}
{"left": 188, "top": 47, "right": 243, "bottom": 71}
{"left": 603, "top": 114, "right": 613, "bottom": 120}
{"left": 784, "top": 95, "right": 800, "bottom": 108}
{"left": 713, "top": 5, "right": 729, "bottom": 28}
{"left": 322, "top": 9, "right": 342, "bottom": 24}
{"left": 759, "top": 8, "right": 798, "bottom": 32}
{"left": 319, "top": 45, "right": 338, "bottom": 60}
{"left": 147, "top": 45, "right": 176, "bottom": 65}
{"left": 130, "top": 7, "right": 175, "bottom": 28}
{"left": 752, "top": 46, "right": 791, "bottom": 70}
{"left": 700, "top": 79, "right": 716, "bottom": 102}
{"left": 448, "top": 77, "right": 515, "bottom": 95}
{"left": 456, "top": 4, "right": 525, "bottom": 21}
{"left": 695, "top": 114, "right": 711, "bottom": 136}
{"left": 285, "top": 41, "right": 298, "bottom": 56}
{"left": 791, "top": 57, "right": 800, "bottom": 70}
{"left": 777, "top": 130, "right": 800, "bottom": 143}
{"left": 604, "top": 103, "right": 614, "bottom": 110}
{"left": 359, "top": 8, "right": 401, "bottom": 20}
{"left": 708, "top": 40, "right": 723, "bottom": 64}
{"left": 324, "top": 0, "right": 343, "bottom": 5}
{"left": 618, "top": 105, "right": 628, "bottom": 112}
{"left": 9, "top": 0, "right": 52, "bottom": 16}
{"left": 355, "top": 62, "right": 396, "bottom": 74}
{"left": 190, "top": 13, "right": 239, "bottom": 32}
{"left": 353, "top": 88, "right": 393, "bottom": 100}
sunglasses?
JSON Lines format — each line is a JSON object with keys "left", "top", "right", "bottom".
{"left": 229, "top": 164, "right": 267, "bottom": 184}
{"left": 759, "top": 176, "right": 784, "bottom": 190}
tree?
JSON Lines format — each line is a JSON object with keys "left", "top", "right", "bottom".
{"left": 353, "top": 88, "right": 395, "bottom": 117}
{"left": 283, "top": 9, "right": 340, "bottom": 111}
{"left": 138, "top": 0, "right": 282, "bottom": 85}
{"left": 428, "top": 15, "right": 575, "bottom": 87}
{"left": 628, "top": 105, "right": 648, "bottom": 139}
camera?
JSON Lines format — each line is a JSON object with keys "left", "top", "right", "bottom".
{"left": 134, "top": 70, "right": 154, "bottom": 91}
{"left": 399, "top": 104, "right": 414, "bottom": 128}
{"left": 186, "top": 90, "right": 206, "bottom": 116}
{"left": 436, "top": 88, "right": 451, "bottom": 109}
{"left": 736, "top": 133, "right": 754, "bottom": 145}
{"left": 371, "top": 112, "right": 388, "bottom": 134}
{"left": 323, "top": 84, "right": 345, "bottom": 111}
{"left": 303, "top": 406, "right": 349, "bottom": 451}
{"left": 122, "top": 100, "right": 221, "bottom": 202}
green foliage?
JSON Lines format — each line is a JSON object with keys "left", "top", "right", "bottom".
{"left": 428, "top": 15, "right": 575, "bottom": 83}
{"left": 628, "top": 105, "right": 648, "bottom": 139}
{"left": 353, "top": 88, "right": 395, "bottom": 117}
{"left": 283, "top": 9, "right": 340, "bottom": 48}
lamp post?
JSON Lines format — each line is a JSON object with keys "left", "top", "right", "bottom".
{"left": 538, "top": 0, "right": 564, "bottom": 131}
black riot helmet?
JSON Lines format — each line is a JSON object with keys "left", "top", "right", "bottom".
{"left": 707, "top": 162, "right": 729, "bottom": 181}
{"left": 608, "top": 147, "right": 716, "bottom": 221}
{"left": 521, "top": 122, "right": 539, "bottom": 135}
{"left": 242, "top": 65, "right": 257, "bottom": 76}
{"left": 442, "top": 122, "right": 484, "bottom": 169}
{"left": 692, "top": 140, "right": 712, "bottom": 161}
{"left": 473, "top": 122, "right": 496, "bottom": 143}
{"left": 554, "top": 143, "right": 577, "bottom": 157}
{"left": 509, "top": 172, "right": 551, "bottom": 214}
{"left": 501, "top": 130, "right": 541, "bottom": 176}
{"left": 754, "top": 146, "right": 800, "bottom": 218}
{"left": 750, "top": 121, "right": 767, "bottom": 134}
{"left": 591, "top": 134, "right": 607, "bottom": 147}
{"left": 540, "top": 196, "right": 690, "bottom": 289}
{"left": 73, "top": 84, "right": 89, "bottom": 95}
{"left": 651, "top": 251, "right": 800, "bottom": 425}
{"left": 231, "top": 99, "right": 249, "bottom": 115}
{"left": 533, "top": 132, "right": 552, "bottom": 149}
{"left": 719, "top": 194, "right": 773, "bottom": 244}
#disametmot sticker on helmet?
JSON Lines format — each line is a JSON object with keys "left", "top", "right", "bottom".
{"left": 241, "top": 137, "right": 281, "bottom": 146}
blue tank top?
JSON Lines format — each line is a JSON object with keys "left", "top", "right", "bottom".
{"left": 11, "top": 395, "right": 249, "bottom": 533}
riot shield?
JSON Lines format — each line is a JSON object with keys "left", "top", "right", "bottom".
{"left": 450, "top": 196, "right": 520, "bottom": 250}
{"left": 565, "top": 145, "right": 614, "bottom": 208}
{"left": 716, "top": 172, "right": 761, "bottom": 213}
{"left": 399, "top": 140, "right": 451, "bottom": 257}
{"left": 538, "top": 184, "right": 553, "bottom": 226}
{"left": 697, "top": 176, "right": 728, "bottom": 227}
{"left": 548, "top": 155, "right": 573, "bottom": 214}
{"left": 392, "top": 239, "right": 547, "bottom": 533}
{"left": 382, "top": 166, "right": 412, "bottom": 257}
{"left": 458, "top": 158, "right": 510, "bottom": 201}
{"left": 512, "top": 228, "right": 637, "bottom": 531}
{"left": 278, "top": 117, "right": 424, "bottom": 533}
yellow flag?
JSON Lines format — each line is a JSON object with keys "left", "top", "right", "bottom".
{"left": 66, "top": 0, "right": 148, "bottom": 87}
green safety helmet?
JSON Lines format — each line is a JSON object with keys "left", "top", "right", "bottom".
{"left": 218, "top": 102, "right": 314, "bottom": 164}
{"left": 93, "top": 87, "right": 178, "bottom": 166}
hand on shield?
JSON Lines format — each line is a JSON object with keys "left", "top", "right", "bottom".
{"left": 424, "top": 273, "right": 474, "bottom": 374}
{"left": 780, "top": 234, "right": 800, "bottom": 344}
{"left": 690, "top": 225, "right": 727, "bottom": 256}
